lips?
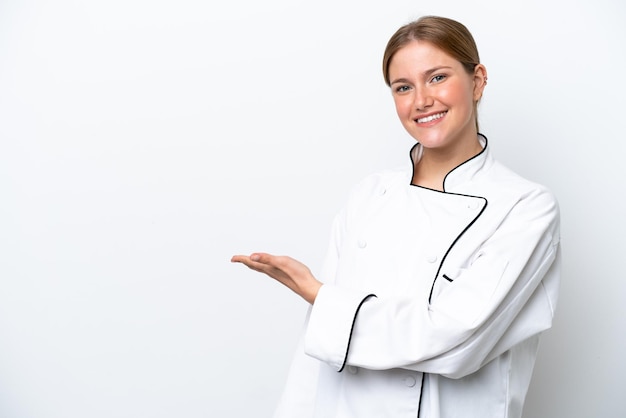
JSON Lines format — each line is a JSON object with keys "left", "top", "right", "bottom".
{"left": 415, "top": 111, "right": 447, "bottom": 124}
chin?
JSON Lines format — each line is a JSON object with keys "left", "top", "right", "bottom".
{"left": 412, "top": 134, "right": 449, "bottom": 149}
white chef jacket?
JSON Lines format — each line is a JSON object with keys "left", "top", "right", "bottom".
{"left": 274, "top": 135, "right": 561, "bottom": 418}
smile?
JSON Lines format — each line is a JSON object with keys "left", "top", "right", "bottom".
{"left": 416, "top": 111, "right": 447, "bottom": 124}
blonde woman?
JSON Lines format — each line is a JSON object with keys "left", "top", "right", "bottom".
{"left": 233, "top": 16, "right": 561, "bottom": 418}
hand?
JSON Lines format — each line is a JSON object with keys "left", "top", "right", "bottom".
{"left": 231, "top": 253, "right": 322, "bottom": 304}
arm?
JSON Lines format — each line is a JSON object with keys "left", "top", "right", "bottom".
{"left": 305, "top": 188, "right": 561, "bottom": 378}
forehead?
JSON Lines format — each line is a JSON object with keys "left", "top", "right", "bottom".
{"left": 389, "top": 40, "right": 461, "bottom": 75}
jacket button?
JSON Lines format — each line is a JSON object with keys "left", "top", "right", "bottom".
{"left": 426, "top": 254, "right": 437, "bottom": 263}
{"left": 403, "top": 375, "right": 417, "bottom": 387}
{"left": 378, "top": 187, "right": 387, "bottom": 196}
{"left": 347, "top": 366, "right": 358, "bottom": 374}
{"left": 358, "top": 239, "right": 367, "bottom": 249}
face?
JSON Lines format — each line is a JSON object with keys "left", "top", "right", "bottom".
{"left": 388, "top": 40, "right": 486, "bottom": 153}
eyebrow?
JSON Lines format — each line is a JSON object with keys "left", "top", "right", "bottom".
{"left": 390, "top": 66, "right": 453, "bottom": 85}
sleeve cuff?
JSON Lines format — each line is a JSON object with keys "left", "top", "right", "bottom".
{"left": 304, "top": 284, "right": 376, "bottom": 372}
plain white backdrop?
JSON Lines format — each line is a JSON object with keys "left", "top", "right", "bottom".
{"left": 1, "top": 0, "right": 624, "bottom": 417}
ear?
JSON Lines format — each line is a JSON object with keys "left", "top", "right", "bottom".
{"left": 472, "top": 64, "right": 488, "bottom": 101}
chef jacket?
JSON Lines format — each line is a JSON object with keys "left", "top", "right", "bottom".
{"left": 274, "top": 135, "right": 561, "bottom": 418}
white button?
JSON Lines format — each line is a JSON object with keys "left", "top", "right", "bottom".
{"left": 347, "top": 366, "right": 358, "bottom": 374}
{"left": 358, "top": 239, "right": 367, "bottom": 249}
{"left": 426, "top": 254, "right": 437, "bottom": 263}
{"left": 379, "top": 187, "right": 387, "bottom": 196}
{"left": 403, "top": 375, "right": 417, "bottom": 387}
{"left": 467, "top": 201, "right": 480, "bottom": 210}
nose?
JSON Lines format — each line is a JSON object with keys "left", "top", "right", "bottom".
{"left": 413, "top": 87, "right": 433, "bottom": 110}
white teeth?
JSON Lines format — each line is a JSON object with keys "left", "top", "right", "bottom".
{"left": 416, "top": 112, "right": 446, "bottom": 123}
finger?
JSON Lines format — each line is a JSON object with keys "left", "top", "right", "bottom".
{"left": 232, "top": 253, "right": 300, "bottom": 285}
{"left": 231, "top": 253, "right": 271, "bottom": 263}
{"left": 232, "top": 253, "right": 272, "bottom": 268}
{"left": 249, "top": 252, "right": 273, "bottom": 264}
{"left": 259, "top": 255, "right": 304, "bottom": 278}
{"left": 231, "top": 255, "right": 248, "bottom": 263}
{"left": 231, "top": 255, "right": 276, "bottom": 276}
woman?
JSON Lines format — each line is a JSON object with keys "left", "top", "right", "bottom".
{"left": 232, "top": 16, "right": 560, "bottom": 418}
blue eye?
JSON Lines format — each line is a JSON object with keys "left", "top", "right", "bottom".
{"left": 431, "top": 74, "right": 446, "bottom": 83}
{"left": 394, "top": 85, "right": 411, "bottom": 93}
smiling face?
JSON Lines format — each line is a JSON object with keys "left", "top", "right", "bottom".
{"left": 388, "top": 40, "right": 486, "bottom": 154}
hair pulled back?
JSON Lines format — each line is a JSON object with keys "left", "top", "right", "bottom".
{"left": 382, "top": 16, "right": 480, "bottom": 86}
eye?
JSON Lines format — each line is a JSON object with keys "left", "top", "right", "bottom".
{"left": 430, "top": 74, "right": 446, "bottom": 83}
{"left": 393, "top": 85, "right": 412, "bottom": 94}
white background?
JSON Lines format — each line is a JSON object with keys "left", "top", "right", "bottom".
{"left": 1, "top": 0, "right": 624, "bottom": 417}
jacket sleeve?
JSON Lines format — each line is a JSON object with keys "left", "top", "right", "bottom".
{"left": 272, "top": 309, "right": 321, "bottom": 418}
{"left": 304, "top": 187, "right": 561, "bottom": 379}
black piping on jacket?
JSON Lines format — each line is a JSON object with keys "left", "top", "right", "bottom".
{"left": 409, "top": 135, "right": 491, "bottom": 417}
{"left": 338, "top": 294, "right": 377, "bottom": 373}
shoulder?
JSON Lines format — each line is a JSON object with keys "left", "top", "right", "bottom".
{"left": 478, "top": 160, "right": 560, "bottom": 229}
{"left": 347, "top": 166, "right": 409, "bottom": 198}
{"left": 332, "top": 166, "right": 410, "bottom": 221}
{"left": 487, "top": 160, "right": 557, "bottom": 202}
{"left": 465, "top": 136, "right": 559, "bottom": 210}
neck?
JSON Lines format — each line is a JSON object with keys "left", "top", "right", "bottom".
{"left": 412, "top": 135, "right": 483, "bottom": 191}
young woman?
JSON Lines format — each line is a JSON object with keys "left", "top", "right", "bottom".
{"left": 232, "top": 16, "right": 561, "bottom": 418}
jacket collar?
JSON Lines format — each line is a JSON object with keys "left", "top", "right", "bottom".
{"left": 409, "top": 134, "right": 493, "bottom": 192}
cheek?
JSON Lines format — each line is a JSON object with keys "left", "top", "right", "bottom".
{"left": 393, "top": 96, "right": 412, "bottom": 118}
{"left": 439, "top": 87, "right": 460, "bottom": 105}
{"left": 439, "top": 82, "right": 474, "bottom": 109}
